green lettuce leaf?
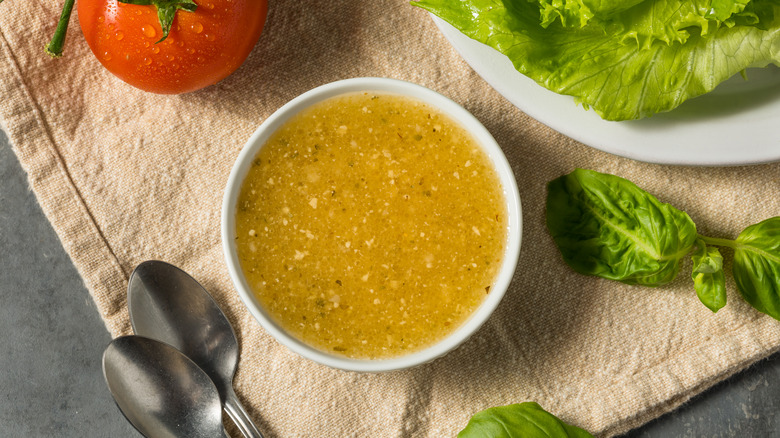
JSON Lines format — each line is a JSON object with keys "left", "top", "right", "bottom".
{"left": 546, "top": 169, "right": 698, "bottom": 285}
{"left": 536, "top": 0, "right": 652, "bottom": 28}
{"left": 415, "top": 0, "right": 780, "bottom": 120}
{"left": 536, "top": 0, "right": 596, "bottom": 28}
{"left": 709, "top": 0, "right": 751, "bottom": 22}
{"left": 538, "top": 0, "right": 752, "bottom": 31}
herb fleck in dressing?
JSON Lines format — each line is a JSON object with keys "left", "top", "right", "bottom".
{"left": 235, "top": 92, "right": 507, "bottom": 359}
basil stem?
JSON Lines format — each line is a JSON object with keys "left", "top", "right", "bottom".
{"left": 699, "top": 235, "right": 739, "bottom": 249}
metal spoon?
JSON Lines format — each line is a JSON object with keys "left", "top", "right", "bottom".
{"left": 128, "top": 260, "right": 263, "bottom": 438}
{"left": 103, "top": 335, "right": 228, "bottom": 438}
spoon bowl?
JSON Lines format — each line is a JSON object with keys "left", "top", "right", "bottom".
{"left": 128, "top": 260, "right": 262, "bottom": 437}
{"left": 103, "top": 335, "right": 227, "bottom": 438}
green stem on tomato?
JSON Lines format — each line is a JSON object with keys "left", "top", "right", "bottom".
{"left": 699, "top": 235, "right": 738, "bottom": 249}
{"left": 45, "top": 0, "right": 76, "bottom": 58}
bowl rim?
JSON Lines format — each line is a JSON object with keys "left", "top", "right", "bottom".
{"left": 221, "top": 77, "right": 522, "bottom": 372}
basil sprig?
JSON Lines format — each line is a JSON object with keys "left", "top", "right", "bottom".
{"left": 547, "top": 169, "right": 780, "bottom": 319}
{"left": 458, "top": 403, "right": 593, "bottom": 438}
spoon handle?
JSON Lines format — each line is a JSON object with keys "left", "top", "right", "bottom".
{"left": 225, "top": 386, "right": 264, "bottom": 438}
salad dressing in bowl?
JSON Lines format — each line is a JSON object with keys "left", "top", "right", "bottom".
{"left": 222, "top": 78, "right": 522, "bottom": 371}
{"left": 235, "top": 92, "right": 507, "bottom": 359}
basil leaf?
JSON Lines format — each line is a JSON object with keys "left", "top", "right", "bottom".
{"left": 458, "top": 403, "right": 593, "bottom": 438}
{"left": 733, "top": 217, "right": 780, "bottom": 320}
{"left": 546, "top": 169, "right": 697, "bottom": 286}
{"left": 691, "top": 240, "right": 727, "bottom": 312}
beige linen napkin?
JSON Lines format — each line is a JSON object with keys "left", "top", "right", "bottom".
{"left": 2, "top": 0, "right": 780, "bottom": 436}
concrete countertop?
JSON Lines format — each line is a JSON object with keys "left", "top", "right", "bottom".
{"left": 1, "top": 129, "right": 779, "bottom": 437}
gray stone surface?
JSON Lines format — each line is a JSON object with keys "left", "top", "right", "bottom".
{"left": 0, "top": 131, "right": 137, "bottom": 437}
{"left": 1, "top": 128, "right": 779, "bottom": 437}
{"left": 626, "top": 353, "right": 780, "bottom": 437}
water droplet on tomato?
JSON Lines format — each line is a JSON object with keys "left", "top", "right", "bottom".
{"left": 172, "top": 63, "right": 179, "bottom": 69}
{"left": 102, "top": 51, "right": 112, "bottom": 61}
{"left": 177, "top": 41, "right": 184, "bottom": 47}
{"left": 143, "top": 57, "right": 152, "bottom": 65}
{"left": 125, "top": 54, "right": 131, "bottom": 61}
{"left": 97, "top": 16, "right": 104, "bottom": 23}
{"left": 197, "top": 56, "right": 205, "bottom": 63}
{"left": 152, "top": 46, "right": 160, "bottom": 54}
{"left": 143, "top": 41, "right": 150, "bottom": 48}
{"left": 142, "top": 25, "right": 156, "bottom": 38}
{"left": 205, "top": 2, "right": 215, "bottom": 9}
{"left": 166, "top": 54, "right": 174, "bottom": 61}
{"left": 186, "top": 48, "right": 195, "bottom": 54}
{"left": 191, "top": 22, "right": 203, "bottom": 33}
{"left": 205, "top": 33, "right": 215, "bottom": 41}
{"left": 115, "top": 31, "right": 124, "bottom": 41}
{"left": 135, "top": 10, "right": 142, "bottom": 15}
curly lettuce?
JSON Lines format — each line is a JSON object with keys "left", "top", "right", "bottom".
{"left": 537, "top": 0, "right": 753, "bottom": 30}
{"left": 415, "top": 0, "right": 780, "bottom": 120}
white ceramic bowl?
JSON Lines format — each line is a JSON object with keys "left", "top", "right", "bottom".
{"left": 222, "top": 77, "right": 522, "bottom": 372}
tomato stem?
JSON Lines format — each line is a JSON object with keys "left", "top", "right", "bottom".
{"left": 45, "top": 0, "right": 76, "bottom": 58}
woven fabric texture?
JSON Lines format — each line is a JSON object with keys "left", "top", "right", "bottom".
{"left": 1, "top": 1, "right": 779, "bottom": 436}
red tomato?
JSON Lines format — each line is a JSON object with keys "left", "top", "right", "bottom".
{"left": 78, "top": 0, "right": 267, "bottom": 94}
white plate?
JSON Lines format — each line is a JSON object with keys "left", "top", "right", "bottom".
{"left": 433, "top": 16, "right": 780, "bottom": 166}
